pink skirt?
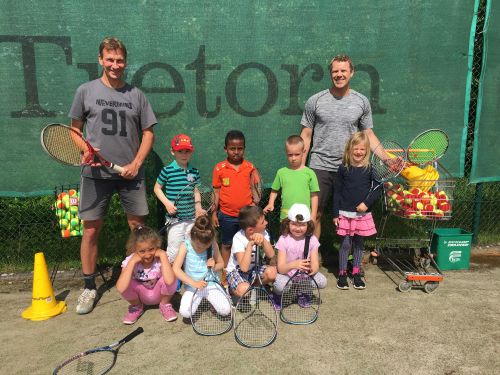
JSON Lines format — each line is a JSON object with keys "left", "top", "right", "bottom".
{"left": 337, "top": 212, "right": 377, "bottom": 237}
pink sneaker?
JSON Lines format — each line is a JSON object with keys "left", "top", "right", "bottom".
{"left": 159, "top": 303, "right": 177, "bottom": 322}
{"left": 123, "top": 304, "right": 144, "bottom": 325}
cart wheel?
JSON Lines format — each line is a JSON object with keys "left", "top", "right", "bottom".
{"left": 398, "top": 281, "right": 412, "bottom": 293}
{"left": 424, "top": 281, "right": 439, "bottom": 294}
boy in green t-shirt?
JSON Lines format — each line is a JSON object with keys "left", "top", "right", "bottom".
{"left": 264, "top": 135, "right": 319, "bottom": 223}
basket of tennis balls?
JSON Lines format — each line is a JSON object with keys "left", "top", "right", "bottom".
{"left": 54, "top": 186, "right": 83, "bottom": 237}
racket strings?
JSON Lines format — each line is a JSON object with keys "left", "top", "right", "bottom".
{"left": 42, "top": 125, "right": 88, "bottom": 166}
{"left": 198, "top": 188, "right": 216, "bottom": 213}
{"left": 175, "top": 186, "right": 197, "bottom": 220}
{"left": 250, "top": 169, "right": 263, "bottom": 204}
{"left": 55, "top": 350, "right": 115, "bottom": 375}
{"left": 280, "top": 275, "right": 320, "bottom": 324}
{"left": 371, "top": 141, "right": 406, "bottom": 181}
{"left": 191, "top": 284, "right": 233, "bottom": 336}
{"left": 234, "top": 287, "right": 277, "bottom": 347}
{"left": 408, "top": 130, "right": 448, "bottom": 164}
{"left": 174, "top": 183, "right": 215, "bottom": 220}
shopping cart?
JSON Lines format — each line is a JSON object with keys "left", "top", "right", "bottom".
{"left": 371, "top": 161, "right": 455, "bottom": 293}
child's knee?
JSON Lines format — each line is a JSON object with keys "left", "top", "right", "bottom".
{"left": 219, "top": 301, "right": 232, "bottom": 316}
{"left": 233, "top": 282, "right": 249, "bottom": 297}
{"left": 264, "top": 266, "right": 277, "bottom": 281}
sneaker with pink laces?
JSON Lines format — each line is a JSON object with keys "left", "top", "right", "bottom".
{"left": 123, "top": 304, "right": 144, "bottom": 325}
{"left": 159, "top": 303, "right": 177, "bottom": 322}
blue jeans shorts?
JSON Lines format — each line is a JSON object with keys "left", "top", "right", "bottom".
{"left": 218, "top": 211, "right": 240, "bottom": 245}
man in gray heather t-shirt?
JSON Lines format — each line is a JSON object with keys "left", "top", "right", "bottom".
{"left": 300, "top": 54, "right": 382, "bottom": 239}
{"left": 68, "top": 37, "right": 157, "bottom": 315}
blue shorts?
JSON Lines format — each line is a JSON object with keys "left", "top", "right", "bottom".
{"left": 218, "top": 212, "right": 240, "bottom": 245}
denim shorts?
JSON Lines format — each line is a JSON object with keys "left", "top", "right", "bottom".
{"left": 218, "top": 211, "right": 240, "bottom": 245}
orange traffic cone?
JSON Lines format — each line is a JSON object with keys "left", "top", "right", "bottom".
{"left": 22, "top": 252, "right": 67, "bottom": 321}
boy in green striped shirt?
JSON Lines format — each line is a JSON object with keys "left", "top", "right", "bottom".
{"left": 154, "top": 134, "right": 202, "bottom": 263}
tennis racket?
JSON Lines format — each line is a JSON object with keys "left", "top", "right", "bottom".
{"left": 41, "top": 123, "right": 123, "bottom": 173}
{"left": 280, "top": 236, "right": 320, "bottom": 325}
{"left": 234, "top": 245, "right": 278, "bottom": 348}
{"left": 52, "top": 327, "right": 143, "bottom": 375}
{"left": 407, "top": 129, "right": 449, "bottom": 165}
{"left": 159, "top": 181, "right": 215, "bottom": 238}
{"left": 249, "top": 167, "right": 263, "bottom": 205}
{"left": 364, "top": 140, "right": 406, "bottom": 201}
{"left": 190, "top": 246, "right": 233, "bottom": 336}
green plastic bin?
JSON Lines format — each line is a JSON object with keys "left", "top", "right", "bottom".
{"left": 431, "top": 228, "right": 472, "bottom": 270}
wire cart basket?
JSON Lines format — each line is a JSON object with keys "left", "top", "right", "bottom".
{"left": 371, "top": 162, "right": 455, "bottom": 293}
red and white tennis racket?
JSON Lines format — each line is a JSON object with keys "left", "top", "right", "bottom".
{"left": 41, "top": 123, "right": 124, "bottom": 173}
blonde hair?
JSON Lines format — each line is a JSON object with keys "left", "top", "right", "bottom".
{"left": 285, "top": 135, "right": 304, "bottom": 149}
{"left": 342, "top": 132, "right": 371, "bottom": 168}
{"left": 126, "top": 226, "right": 161, "bottom": 256}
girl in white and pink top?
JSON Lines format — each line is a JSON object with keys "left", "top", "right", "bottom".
{"left": 116, "top": 226, "right": 178, "bottom": 324}
{"left": 273, "top": 204, "right": 327, "bottom": 296}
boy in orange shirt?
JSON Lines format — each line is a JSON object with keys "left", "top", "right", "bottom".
{"left": 212, "top": 130, "right": 260, "bottom": 284}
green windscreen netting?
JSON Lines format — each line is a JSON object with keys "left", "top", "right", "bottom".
{"left": 0, "top": 0, "right": 476, "bottom": 196}
{"left": 471, "top": 1, "right": 499, "bottom": 183}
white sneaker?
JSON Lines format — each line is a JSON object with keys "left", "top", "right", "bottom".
{"left": 76, "top": 288, "right": 97, "bottom": 314}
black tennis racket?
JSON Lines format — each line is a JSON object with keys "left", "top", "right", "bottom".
{"left": 52, "top": 327, "right": 143, "bottom": 375}
{"left": 190, "top": 246, "right": 233, "bottom": 336}
{"left": 364, "top": 140, "right": 406, "bottom": 201}
{"left": 280, "top": 236, "right": 320, "bottom": 325}
{"left": 250, "top": 167, "right": 263, "bottom": 205}
{"left": 407, "top": 129, "right": 449, "bottom": 165}
{"left": 41, "top": 123, "right": 123, "bottom": 173}
{"left": 234, "top": 245, "right": 277, "bottom": 348}
{"left": 159, "top": 181, "right": 215, "bottom": 239}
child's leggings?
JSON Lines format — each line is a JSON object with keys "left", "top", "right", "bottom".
{"left": 179, "top": 285, "right": 232, "bottom": 318}
{"left": 273, "top": 272, "right": 328, "bottom": 295}
{"left": 339, "top": 235, "right": 364, "bottom": 274}
{"left": 120, "top": 277, "right": 177, "bottom": 305}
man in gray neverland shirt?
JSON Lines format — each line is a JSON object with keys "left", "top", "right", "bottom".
{"left": 69, "top": 37, "right": 156, "bottom": 314}
{"left": 300, "top": 54, "right": 383, "bottom": 240}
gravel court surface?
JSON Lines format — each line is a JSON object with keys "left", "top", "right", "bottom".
{"left": 1, "top": 250, "right": 499, "bottom": 375}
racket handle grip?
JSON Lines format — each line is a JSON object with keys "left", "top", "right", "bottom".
{"left": 110, "top": 164, "right": 124, "bottom": 173}
{"left": 120, "top": 327, "right": 144, "bottom": 344}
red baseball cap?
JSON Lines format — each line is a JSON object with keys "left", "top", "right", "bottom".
{"left": 171, "top": 134, "right": 194, "bottom": 151}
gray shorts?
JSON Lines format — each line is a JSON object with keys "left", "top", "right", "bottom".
{"left": 78, "top": 177, "right": 149, "bottom": 221}
{"left": 312, "top": 168, "right": 337, "bottom": 214}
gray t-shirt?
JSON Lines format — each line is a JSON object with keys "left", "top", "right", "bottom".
{"left": 68, "top": 79, "right": 157, "bottom": 179}
{"left": 301, "top": 89, "right": 373, "bottom": 172}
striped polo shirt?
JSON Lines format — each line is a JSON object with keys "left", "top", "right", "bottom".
{"left": 156, "top": 160, "right": 200, "bottom": 220}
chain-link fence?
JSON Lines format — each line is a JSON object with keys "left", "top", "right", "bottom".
{"left": 1, "top": 0, "right": 498, "bottom": 271}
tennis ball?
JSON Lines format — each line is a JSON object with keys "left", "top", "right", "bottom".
{"left": 55, "top": 199, "right": 65, "bottom": 209}
{"left": 57, "top": 192, "right": 66, "bottom": 199}
{"left": 55, "top": 209, "right": 66, "bottom": 218}
{"left": 62, "top": 195, "right": 70, "bottom": 209}
{"left": 61, "top": 229, "right": 71, "bottom": 238}
{"left": 68, "top": 189, "right": 77, "bottom": 197}
{"left": 70, "top": 230, "right": 80, "bottom": 236}
{"left": 64, "top": 211, "right": 71, "bottom": 221}
{"left": 70, "top": 206, "right": 79, "bottom": 216}
{"left": 70, "top": 217, "right": 80, "bottom": 229}
{"left": 59, "top": 218, "right": 69, "bottom": 228}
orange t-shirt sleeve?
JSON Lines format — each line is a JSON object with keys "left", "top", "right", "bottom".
{"left": 212, "top": 164, "right": 221, "bottom": 189}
